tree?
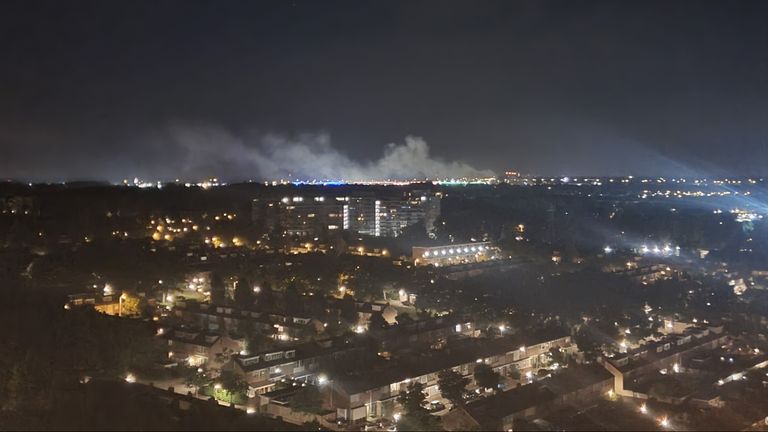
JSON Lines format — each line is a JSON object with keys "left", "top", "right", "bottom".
{"left": 120, "top": 291, "right": 143, "bottom": 317}
{"left": 396, "top": 382, "right": 440, "bottom": 431}
{"left": 437, "top": 369, "right": 469, "bottom": 408}
{"left": 182, "top": 367, "right": 211, "bottom": 396}
{"left": 210, "top": 272, "right": 226, "bottom": 304}
{"left": 473, "top": 363, "right": 500, "bottom": 391}
{"left": 548, "top": 347, "right": 567, "bottom": 365}
{"left": 397, "top": 382, "right": 428, "bottom": 416}
{"left": 396, "top": 313, "right": 415, "bottom": 326}
{"left": 573, "top": 329, "right": 600, "bottom": 362}
{"left": 214, "top": 370, "right": 249, "bottom": 403}
{"left": 283, "top": 282, "right": 303, "bottom": 315}
{"left": 369, "top": 312, "right": 389, "bottom": 331}
{"left": 214, "top": 347, "right": 237, "bottom": 366}
{"left": 507, "top": 365, "right": 521, "bottom": 380}
{"left": 291, "top": 385, "right": 323, "bottom": 414}
{"left": 234, "top": 276, "right": 254, "bottom": 307}
{"left": 339, "top": 295, "right": 358, "bottom": 326}
{"left": 256, "top": 281, "right": 275, "bottom": 310}
{"left": 247, "top": 332, "right": 276, "bottom": 353}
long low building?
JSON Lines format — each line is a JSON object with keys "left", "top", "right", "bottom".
{"left": 412, "top": 241, "right": 496, "bottom": 267}
{"left": 163, "top": 327, "right": 245, "bottom": 368}
{"left": 444, "top": 365, "right": 613, "bottom": 431}
{"left": 227, "top": 336, "right": 369, "bottom": 395}
{"left": 227, "top": 316, "right": 477, "bottom": 396}
{"left": 325, "top": 332, "right": 574, "bottom": 423}
{"left": 601, "top": 324, "right": 729, "bottom": 398}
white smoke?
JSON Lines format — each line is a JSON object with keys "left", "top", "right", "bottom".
{"left": 165, "top": 125, "right": 495, "bottom": 181}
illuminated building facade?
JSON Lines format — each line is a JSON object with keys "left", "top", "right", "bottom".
{"left": 412, "top": 241, "right": 495, "bottom": 266}
{"left": 253, "top": 196, "right": 344, "bottom": 237}
{"left": 253, "top": 191, "right": 441, "bottom": 238}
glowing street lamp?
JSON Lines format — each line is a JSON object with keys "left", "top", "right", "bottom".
{"left": 119, "top": 293, "right": 127, "bottom": 317}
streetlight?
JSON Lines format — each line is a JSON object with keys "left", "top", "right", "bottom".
{"left": 318, "top": 374, "right": 332, "bottom": 407}
{"left": 119, "top": 293, "right": 127, "bottom": 317}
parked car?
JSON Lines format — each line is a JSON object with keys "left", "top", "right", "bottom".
{"left": 428, "top": 401, "right": 446, "bottom": 412}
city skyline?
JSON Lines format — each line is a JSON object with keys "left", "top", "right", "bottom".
{"left": 4, "top": 2, "right": 768, "bottom": 430}
{"left": 2, "top": 0, "right": 768, "bottom": 181}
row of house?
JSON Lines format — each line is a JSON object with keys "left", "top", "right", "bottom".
{"left": 324, "top": 332, "right": 574, "bottom": 422}
{"left": 173, "top": 301, "right": 324, "bottom": 341}
{"left": 228, "top": 336, "right": 370, "bottom": 395}
{"left": 170, "top": 314, "right": 472, "bottom": 398}
{"left": 163, "top": 327, "right": 245, "bottom": 367}
{"left": 173, "top": 299, "right": 402, "bottom": 341}
{"left": 370, "top": 315, "right": 476, "bottom": 353}
{"left": 443, "top": 326, "right": 737, "bottom": 431}
{"left": 601, "top": 323, "right": 728, "bottom": 398}
{"left": 445, "top": 365, "right": 613, "bottom": 431}
{"left": 611, "top": 263, "right": 680, "bottom": 284}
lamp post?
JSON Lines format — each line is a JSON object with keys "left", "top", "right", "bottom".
{"left": 318, "top": 375, "right": 332, "bottom": 408}
{"left": 119, "top": 293, "right": 127, "bottom": 317}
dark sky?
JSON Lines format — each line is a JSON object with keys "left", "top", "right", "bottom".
{"left": 1, "top": 0, "right": 767, "bottom": 181}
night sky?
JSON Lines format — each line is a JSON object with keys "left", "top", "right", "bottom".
{"left": 1, "top": 0, "right": 767, "bottom": 181}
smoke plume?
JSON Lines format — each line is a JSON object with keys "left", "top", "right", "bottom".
{"left": 165, "top": 126, "right": 495, "bottom": 182}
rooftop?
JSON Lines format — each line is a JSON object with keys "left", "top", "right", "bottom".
{"left": 335, "top": 330, "right": 570, "bottom": 395}
{"left": 464, "top": 383, "right": 556, "bottom": 424}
